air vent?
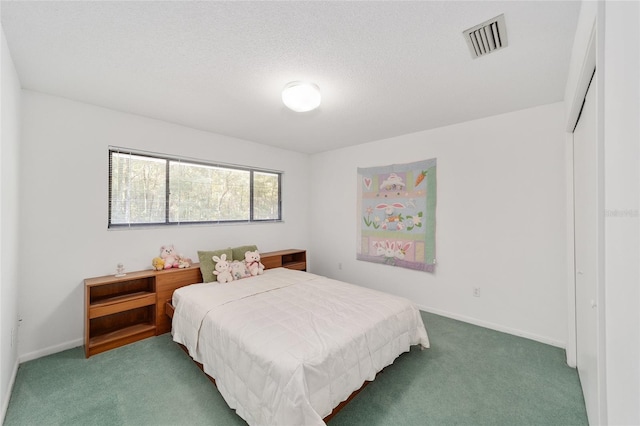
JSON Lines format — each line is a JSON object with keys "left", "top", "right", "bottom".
{"left": 463, "top": 14, "right": 508, "bottom": 59}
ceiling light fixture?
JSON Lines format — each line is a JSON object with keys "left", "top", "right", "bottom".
{"left": 282, "top": 81, "right": 321, "bottom": 112}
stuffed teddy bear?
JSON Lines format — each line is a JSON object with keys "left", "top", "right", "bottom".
{"left": 212, "top": 253, "right": 234, "bottom": 283}
{"left": 244, "top": 250, "right": 265, "bottom": 276}
{"left": 160, "top": 245, "right": 180, "bottom": 269}
{"left": 151, "top": 257, "right": 165, "bottom": 271}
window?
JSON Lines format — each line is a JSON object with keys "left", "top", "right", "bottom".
{"left": 108, "top": 148, "right": 282, "bottom": 227}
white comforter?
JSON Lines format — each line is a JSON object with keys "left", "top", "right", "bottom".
{"left": 172, "top": 268, "right": 429, "bottom": 426}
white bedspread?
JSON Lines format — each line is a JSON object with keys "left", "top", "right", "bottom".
{"left": 172, "top": 268, "right": 429, "bottom": 426}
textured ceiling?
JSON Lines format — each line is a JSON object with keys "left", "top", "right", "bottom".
{"left": 1, "top": 1, "right": 580, "bottom": 154}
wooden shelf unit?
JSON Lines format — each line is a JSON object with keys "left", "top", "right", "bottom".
{"left": 260, "top": 249, "right": 307, "bottom": 271}
{"left": 84, "top": 265, "right": 203, "bottom": 357}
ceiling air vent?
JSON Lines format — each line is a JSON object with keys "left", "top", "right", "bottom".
{"left": 463, "top": 14, "right": 508, "bottom": 59}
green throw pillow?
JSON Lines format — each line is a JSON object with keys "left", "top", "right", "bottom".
{"left": 198, "top": 249, "right": 233, "bottom": 283}
{"left": 231, "top": 245, "right": 258, "bottom": 262}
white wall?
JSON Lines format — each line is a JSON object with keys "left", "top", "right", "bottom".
{"left": 309, "top": 102, "right": 568, "bottom": 347}
{"left": 0, "top": 26, "right": 22, "bottom": 420}
{"left": 18, "top": 91, "right": 311, "bottom": 360}
{"left": 602, "top": 1, "right": 640, "bottom": 424}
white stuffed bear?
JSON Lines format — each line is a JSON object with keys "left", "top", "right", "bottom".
{"left": 160, "top": 245, "right": 180, "bottom": 269}
{"left": 244, "top": 250, "right": 265, "bottom": 276}
{"left": 212, "top": 253, "right": 234, "bottom": 283}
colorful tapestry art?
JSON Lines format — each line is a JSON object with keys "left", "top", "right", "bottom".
{"left": 357, "top": 159, "right": 437, "bottom": 272}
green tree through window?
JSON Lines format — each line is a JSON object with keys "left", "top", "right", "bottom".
{"left": 109, "top": 149, "right": 281, "bottom": 227}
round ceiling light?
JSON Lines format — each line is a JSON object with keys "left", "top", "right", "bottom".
{"left": 282, "top": 81, "right": 321, "bottom": 112}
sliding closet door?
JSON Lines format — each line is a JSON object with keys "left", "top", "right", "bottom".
{"left": 573, "top": 73, "right": 600, "bottom": 424}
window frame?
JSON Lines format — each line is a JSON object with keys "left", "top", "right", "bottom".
{"left": 108, "top": 147, "right": 282, "bottom": 228}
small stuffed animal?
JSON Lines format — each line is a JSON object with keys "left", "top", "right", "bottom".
{"left": 230, "top": 260, "right": 251, "bottom": 281}
{"left": 177, "top": 257, "right": 192, "bottom": 269}
{"left": 160, "top": 245, "right": 180, "bottom": 269}
{"left": 212, "top": 253, "right": 234, "bottom": 283}
{"left": 151, "top": 257, "right": 165, "bottom": 271}
{"left": 244, "top": 250, "right": 265, "bottom": 276}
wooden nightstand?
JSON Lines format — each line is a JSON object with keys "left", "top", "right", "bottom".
{"left": 260, "top": 249, "right": 306, "bottom": 271}
{"left": 84, "top": 265, "right": 202, "bottom": 357}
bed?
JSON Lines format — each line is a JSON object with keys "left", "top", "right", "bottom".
{"left": 170, "top": 267, "right": 429, "bottom": 425}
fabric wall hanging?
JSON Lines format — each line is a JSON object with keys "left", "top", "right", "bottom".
{"left": 357, "top": 158, "right": 437, "bottom": 272}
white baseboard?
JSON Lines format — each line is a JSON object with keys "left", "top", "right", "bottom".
{"left": 1, "top": 359, "right": 19, "bottom": 424}
{"left": 18, "top": 338, "right": 83, "bottom": 364}
{"left": 418, "top": 304, "right": 566, "bottom": 349}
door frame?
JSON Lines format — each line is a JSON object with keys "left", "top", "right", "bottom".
{"left": 565, "top": 15, "right": 597, "bottom": 369}
{"left": 564, "top": 6, "right": 607, "bottom": 425}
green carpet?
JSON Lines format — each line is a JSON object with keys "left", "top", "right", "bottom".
{"left": 4, "top": 312, "right": 587, "bottom": 425}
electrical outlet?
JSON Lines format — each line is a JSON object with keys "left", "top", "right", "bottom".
{"left": 338, "top": 262, "right": 343, "bottom": 270}
{"left": 473, "top": 287, "right": 481, "bottom": 297}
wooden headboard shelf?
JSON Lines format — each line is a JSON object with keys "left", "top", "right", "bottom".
{"left": 84, "top": 264, "right": 203, "bottom": 357}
